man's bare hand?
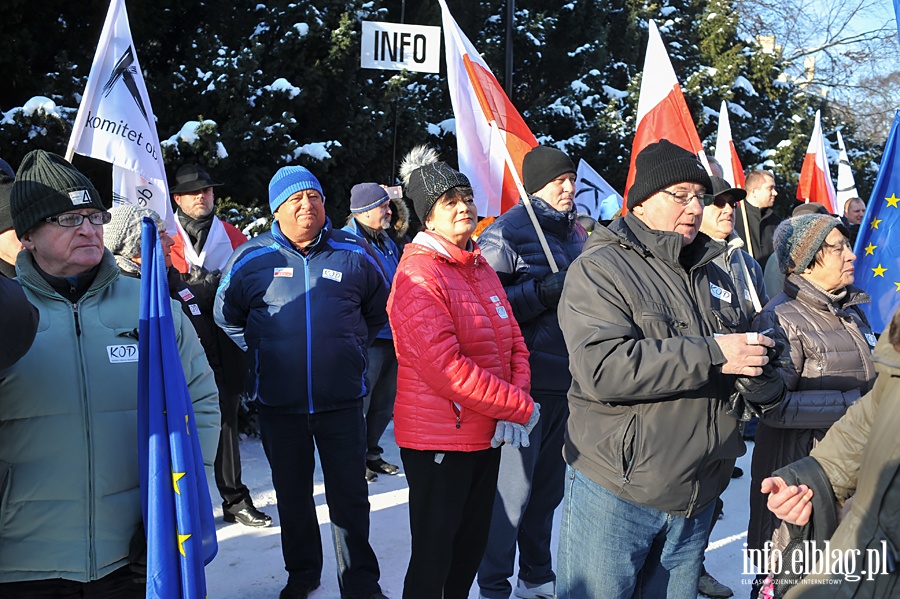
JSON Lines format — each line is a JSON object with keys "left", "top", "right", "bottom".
{"left": 762, "top": 476, "right": 813, "bottom": 526}
{"left": 715, "top": 332, "right": 773, "bottom": 375}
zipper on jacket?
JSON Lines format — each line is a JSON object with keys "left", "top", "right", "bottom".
{"left": 73, "top": 303, "right": 82, "bottom": 336}
{"left": 303, "top": 256, "right": 315, "bottom": 414}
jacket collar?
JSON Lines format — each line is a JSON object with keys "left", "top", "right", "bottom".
{"left": 524, "top": 195, "right": 577, "bottom": 236}
{"left": 594, "top": 213, "right": 724, "bottom": 270}
{"left": 16, "top": 249, "right": 120, "bottom": 301}
{"left": 272, "top": 217, "right": 332, "bottom": 255}
{"left": 409, "top": 231, "right": 480, "bottom": 267}
{"left": 783, "top": 273, "right": 870, "bottom": 314}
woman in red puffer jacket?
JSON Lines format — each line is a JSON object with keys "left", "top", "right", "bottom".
{"left": 389, "top": 147, "right": 536, "bottom": 599}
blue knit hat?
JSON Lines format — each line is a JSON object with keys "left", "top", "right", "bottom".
{"left": 268, "top": 166, "right": 324, "bottom": 214}
{"left": 350, "top": 183, "right": 390, "bottom": 213}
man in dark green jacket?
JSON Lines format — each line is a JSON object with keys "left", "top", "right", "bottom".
{"left": 556, "top": 140, "right": 784, "bottom": 599}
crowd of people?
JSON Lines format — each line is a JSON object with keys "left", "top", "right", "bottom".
{"left": 0, "top": 140, "right": 893, "bottom": 599}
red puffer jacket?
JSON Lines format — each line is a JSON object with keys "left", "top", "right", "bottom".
{"left": 388, "top": 231, "right": 534, "bottom": 451}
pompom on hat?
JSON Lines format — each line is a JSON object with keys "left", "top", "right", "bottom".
{"left": 399, "top": 145, "right": 470, "bottom": 222}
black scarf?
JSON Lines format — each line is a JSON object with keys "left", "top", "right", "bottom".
{"left": 178, "top": 209, "right": 216, "bottom": 254}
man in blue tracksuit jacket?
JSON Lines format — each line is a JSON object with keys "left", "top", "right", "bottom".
{"left": 342, "top": 182, "right": 402, "bottom": 480}
{"left": 215, "top": 166, "right": 390, "bottom": 599}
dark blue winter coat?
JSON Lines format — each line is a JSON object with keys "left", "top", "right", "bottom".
{"left": 477, "top": 197, "right": 587, "bottom": 396}
{"left": 342, "top": 217, "right": 400, "bottom": 340}
{"left": 214, "top": 218, "right": 389, "bottom": 414}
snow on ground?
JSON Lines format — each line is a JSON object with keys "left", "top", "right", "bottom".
{"left": 206, "top": 422, "right": 759, "bottom": 598}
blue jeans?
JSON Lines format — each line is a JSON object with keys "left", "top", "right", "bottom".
{"left": 362, "top": 339, "right": 397, "bottom": 461}
{"left": 557, "top": 466, "right": 713, "bottom": 599}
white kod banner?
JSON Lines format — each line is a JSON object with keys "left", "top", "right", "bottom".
{"left": 360, "top": 21, "right": 441, "bottom": 73}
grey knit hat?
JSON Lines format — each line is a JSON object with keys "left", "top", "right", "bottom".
{"left": 11, "top": 150, "right": 104, "bottom": 237}
{"left": 104, "top": 204, "right": 164, "bottom": 259}
{"left": 627, "top": 140, "right": 712, "bottom": 210}
{"left": 774, "top": 213, "right": 850, "bottom": 274}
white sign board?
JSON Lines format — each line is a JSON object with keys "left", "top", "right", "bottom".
{"left": 360, "top": 21, "right": 441, "bottom": 74}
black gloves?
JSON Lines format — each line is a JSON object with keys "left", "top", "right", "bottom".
{"left": 535, "top": 270, "right": 567, "bottom": 308}
{"left": 726, "top": 339, "right": 786, "bottom": 421}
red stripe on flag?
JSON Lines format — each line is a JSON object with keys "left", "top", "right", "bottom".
{"left": 624, "top": 86, "right": 704, "bottom": 212}
{"left": 729, "top": 141, "right": 746, "bottom": 188}
{"left": 797, "top": 153, "right": 837, "bottom": 213}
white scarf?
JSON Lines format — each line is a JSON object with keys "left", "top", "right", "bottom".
{"left": 175, "top": 216, "right": 235, "bottom": 271}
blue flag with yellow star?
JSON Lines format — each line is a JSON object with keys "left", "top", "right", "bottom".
{"left": 853, "top": 110, "right": 900, "bottom": 333}
{"left": 138, "top": 218, "right": 217, "bottom": 598}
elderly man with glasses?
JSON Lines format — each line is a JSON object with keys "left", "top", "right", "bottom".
{"left": 556, "top": 140, "right": 784, "bottom": 599}
{"left": 0, "top": 150, "right": 220, "bottom": 598}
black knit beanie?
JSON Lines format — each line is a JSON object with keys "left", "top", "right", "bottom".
{"left": 405, "top": 161, "right": 471, "bottom": 222}
{"left": 522, "top": 146, "right": 576, "bottom": 194}
{"left": 11, "top": 150, "right": 104, "bottom": 237}
{"left": 0, "top": 173, "right": 14, "bottom": 234}
{"left": 627, "top": 140, "right": 712, "bottom": 210}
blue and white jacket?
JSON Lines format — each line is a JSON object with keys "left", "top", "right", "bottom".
{"left": 214, "top": 218, "right": 389, "bottom": 413}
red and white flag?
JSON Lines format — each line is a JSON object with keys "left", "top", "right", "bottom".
{"left": 714, "top": 100, "right": 746, "bottom": 188}
{"left": 438, "top": 0, "right": 537, "bottom": 216}
{"left": 625, "top": 20, "right": 707, "bottom": 209}
{"left": 67, "top": 0, "right": 171, "bottom": 227}
{"left": 797, "top": 110, "right": 837, "bottom": 213}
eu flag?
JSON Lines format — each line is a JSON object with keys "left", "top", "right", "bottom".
{"left": 853, "top": 110, "right": 900, "bottom": 334}
{"left": 138, "top": 217, "right": 217, "bottom": 597}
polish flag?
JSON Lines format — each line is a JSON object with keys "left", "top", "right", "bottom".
{"left": 714, "top": 101, "right": 746, "bottom": 188}
{"left": 625, "top": 20, "right": 707, "bottom": 211}
{"left": 797, "top": 110, "right": 837, "bottom": 213}
{"left": 438, "top": 0, "right": 538, "bottom": 216}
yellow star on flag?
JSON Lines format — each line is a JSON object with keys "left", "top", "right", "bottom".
{"left": 873, "top": 264, "right": 887, "bottom": 277}
{"left": 185, "top": 414, "right": 190, "bottom": 435}
{"left": 886, "top": 193, "right": 900, "bottom": 208}
{"left": 178, "top": 533, "right": 192, "bottom": 557}
{"left": 894, "top": 282, "right": 900, "bottom": 292}
{"left": 172, "top": 471, "right": 186, "bottom": 495}
{"left": 871, "top": 217, "right": 883, "bottom": 229}
{"left": 864, "top": 243, "right": 877, "bottom": 256}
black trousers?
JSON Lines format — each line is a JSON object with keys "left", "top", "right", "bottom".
{"left": 401, "top": 447, "right": 502, "bottom": 599}
{"left": 0, "top": 566, "right": 142, "bottom": 599}
{"left": 259, "top": 406, "right": 382, "bottom": 599}
{"left": 215, "top": 389, "right": 252, "bottom": 512}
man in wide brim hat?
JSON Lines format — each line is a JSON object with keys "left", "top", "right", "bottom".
{"left": 169, "top": 163, "right": 224, "bottom": 194}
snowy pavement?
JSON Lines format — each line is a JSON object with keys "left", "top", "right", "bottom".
{"left": 206, "top": 422, "right": 759, "bottom": 598}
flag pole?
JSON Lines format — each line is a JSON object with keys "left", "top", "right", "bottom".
{"left": 739, "top": 201, "right": 755, "bottom": 260}
{"left": 488, "top": 120, "right": 559, "bottom": 273}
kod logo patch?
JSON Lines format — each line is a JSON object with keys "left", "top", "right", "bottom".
{"left": 709, "top": 282, "right": 732, "bottom": 304}
{"left": 107, "top": 344, "right": 139, "bottom": 363}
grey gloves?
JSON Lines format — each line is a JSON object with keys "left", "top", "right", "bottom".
{"left": 491, "top": 403, "right": 541, "bottom": 448}
{"left": 535, "top": 271, "right": 566, "bottom": 308}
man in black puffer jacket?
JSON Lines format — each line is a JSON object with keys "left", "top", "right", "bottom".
{"left": 476, "top": 146, "right": 587, "bottom": 599}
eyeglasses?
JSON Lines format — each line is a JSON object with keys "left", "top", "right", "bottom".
{"left": 44, "top": 211, "right": 112, "bottom": 227}
{"left": 660, "top": 189, "right": 716, "bottom": 207}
